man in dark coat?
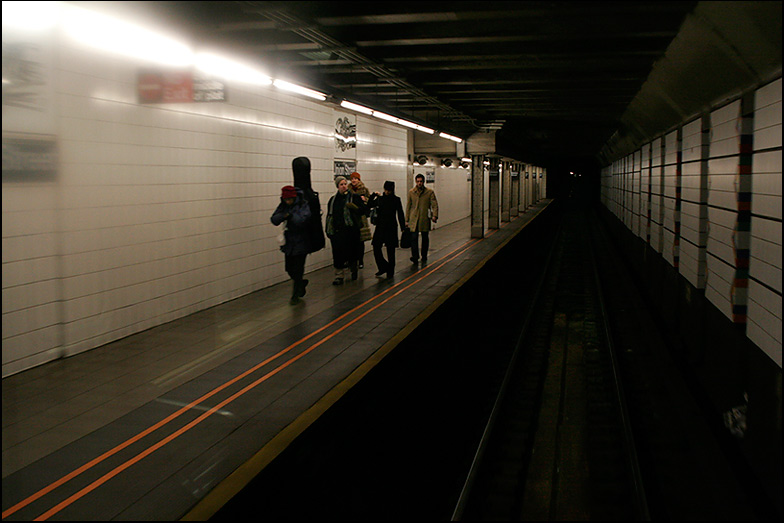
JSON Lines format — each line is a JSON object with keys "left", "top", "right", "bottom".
{"left": 368, "top": 181, "right": 406, "bottom": 278}
{"left": 271, "top": 186, "right": 312, "bottom": 304}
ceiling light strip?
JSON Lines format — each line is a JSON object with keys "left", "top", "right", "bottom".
{"left": 340, "top": 100, "right": 444, "bottom": 137}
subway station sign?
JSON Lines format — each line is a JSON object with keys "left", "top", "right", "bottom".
{"left": 137, "top": 70, "right": 226, "bottom": 104}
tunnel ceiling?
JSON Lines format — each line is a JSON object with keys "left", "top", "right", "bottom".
{"left": 80, "top": 1, "right": 704, "bottom": 167}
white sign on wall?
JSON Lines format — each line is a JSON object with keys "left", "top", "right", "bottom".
{"left": 334, "top": 113, "right": 357, "bottom": 155}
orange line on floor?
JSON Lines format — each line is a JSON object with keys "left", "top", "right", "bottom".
{"left": 3, "top": 237, "right": 483, "bottom": 521}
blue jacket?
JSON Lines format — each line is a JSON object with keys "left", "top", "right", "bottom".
{"left": 270, "top": 189, "right": 312, "bottom": 256}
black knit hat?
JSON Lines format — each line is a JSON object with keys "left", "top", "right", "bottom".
{"left": 383, "top": 180, "right": 395, "bottom": 192}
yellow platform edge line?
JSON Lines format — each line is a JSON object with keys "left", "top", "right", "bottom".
{"left": 181, "top": 201, "right": 551, "bottom": 521}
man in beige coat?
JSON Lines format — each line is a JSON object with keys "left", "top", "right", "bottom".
{"left": 405, "top": 173, "right": 439, "bottom": 264}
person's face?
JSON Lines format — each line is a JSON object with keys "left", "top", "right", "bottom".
{"left": 338, "top": 179, "right": 348, "bottom": 193}
{"left": 415, "top": 177, "right": 424, "bottom": 189}
{"left": 383, "top": 189, "right": 391, "bottom": 196}
{"left": 351, "top": 177, "right": 359, "bottom": 187}
{"left": 283, "top": 197, "right": 295, "bottom": 205}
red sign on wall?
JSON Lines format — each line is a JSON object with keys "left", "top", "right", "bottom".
{"left": 137, "top": 70, "right": 226, "bottom": 104}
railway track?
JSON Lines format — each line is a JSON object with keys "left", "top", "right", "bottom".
{"left": 452, "top": 199, "right": 647, "bottom": 521}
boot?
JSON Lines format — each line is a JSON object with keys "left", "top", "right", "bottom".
{"left": 289, "top": 281, "right": 300, "bottom": 305}
{"left": 298, "top": 279, "right": 309, "bottom": 297}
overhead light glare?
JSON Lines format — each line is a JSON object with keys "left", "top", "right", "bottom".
{"left": 416, "top": 125, "right": 435, "bottom": 134}
{"left": 63, "top": 4, "right": 194, "bottom": 67}
{"left": 439, "top": 132, "right": 463, "bottom": 143}
{"left": 3, "top": 1, "right": 61, "bottom": 31}
{"left": 195, "top": 52, "right": 271, "bottom": 85}
{"left": 273, "top": 79, "right": 326, "bottom": 101}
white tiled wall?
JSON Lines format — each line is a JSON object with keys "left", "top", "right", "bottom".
{"left": 1, "top": 34, "right": 412, "bottom": 376}
{"left": 662, "top": 130, "right": 680, "bottom": 267}
{"left": 680, "top": 118, "right": 705, "bottom": 288}
{"left": 650, "top": 137, "right": 665, "bottom": 255}
{"left": 641, "top": 144, "right": 651, "bottom": 241}
{"left": 706, "top": 100, "right": 742, "bottom": 320}
{"left": 748, "top": 79, "right": 782, "bottom": 365}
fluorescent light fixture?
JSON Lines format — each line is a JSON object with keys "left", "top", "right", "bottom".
{"left": 273, "top": 79, "right": 326, "bottom": 101}
{"left": 439, "top": 132, "right": 462, "bottom": 143}
{"left": 439, "top": 132, "right": 461, "bottom": 142}
{"left": 461, "top": 157, "right": 472, "bottom": 162}
{"left": 195, "top": 52, "right": 272, "bottom": 85}
{"left": 62, "top": 4, "right": 194, "bottom": 67}
{"left": 396, "top": 119, "right": 420, "bottom": 130}
{"left": 340, "top": 100, "right": 374, "bottom": 115}
{"left": 341, "top": 100, "right": 435, "bottom": 134}
{"left": 371, "top": 110, "right": 399, "bottom": 123}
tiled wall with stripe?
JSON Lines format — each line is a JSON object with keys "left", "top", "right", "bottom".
{"left": 747, "top": 80, "right": 782, "bottom": 365}
{"left": 600, "top": 78, "right": 782, "bottom": 367}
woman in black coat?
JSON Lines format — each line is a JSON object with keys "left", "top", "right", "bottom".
{"left": 368, "top": 181, "right": 406, "bottom": 279}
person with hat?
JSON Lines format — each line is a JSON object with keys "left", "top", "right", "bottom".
{"left": 326, "top": 176, "right": 367, "bottom": 285}
{"left": 368, "top": 181, "right": 406, "bottom": 278}
{"left": 271, "top": 185, "right": 312, "bottom": 304}
{"left": 348, "top": 171, "right": 372, "bottom": 269}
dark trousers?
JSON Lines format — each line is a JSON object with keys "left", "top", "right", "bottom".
{"left": 373, "top": 242, "right": 396, "bottom": 275}
{"left": 329, "top": 228, "right": 359, "bottom": 273}
{"left": 285, "top": 253, "right": 307, "bottom": 282}
{"left": 410, "top": 231, "right": 430, "bottom": 261}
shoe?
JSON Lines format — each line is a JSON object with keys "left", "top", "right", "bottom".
{"left": 386, "top": 272, "right": 394, "bottom": 279}
{"left": 375, "top": 270, "right": 385, "bottom": 277}
{"left": 289, "top": 296, "right": 300, "bottom": 305}
{"left": 410, "top": 257, "right": 418, "bottom": 264}
{"left": 421, "top": 258, "right": 427, "bottom": 264}
{"left": 332, "top": 277, "right": 344, "bottom": 286}
{"left": 359, "top": 262, "right": 364, "bottom": 269}
{"left": 298, "top": 279, "right": 309, "bottom": 297}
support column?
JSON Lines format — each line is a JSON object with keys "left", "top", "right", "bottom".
{"left": 501, "top": 159, "right": 511, "bottom": 222}
{"left": 519, "top": 163, "right": 527, "bottom": 213}
{"left": 488, "top": 155, "right": 500, "bottom": 229}
{"left": 471, "top": 154, "right": 485, "bottom": 238}
{"left": 511, "top": 162, "right": 519, "bottom": 218}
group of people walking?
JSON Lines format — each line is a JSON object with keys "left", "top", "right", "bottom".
{"left": 271, "top": 157, "right": 438, "bottom": 304}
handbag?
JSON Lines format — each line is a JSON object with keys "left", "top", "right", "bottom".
{"left": 399, "top": 227, "right": 412, "bottom": 249}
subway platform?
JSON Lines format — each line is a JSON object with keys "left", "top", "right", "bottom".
{"left": 2, "top": 202, "right": 551, "bottom": 521}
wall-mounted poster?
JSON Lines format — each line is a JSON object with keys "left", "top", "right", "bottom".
{"left": 426, "top": 170, "right": 435, "bottom": 184}
{"left": 2, "top": 24, "right": 56, "bottom": 136}
{"left": 334, "top": 114, "right": 357, "bottom": 154}
{"left": 334, "top": 160, "right": 357, "bottom": 181}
